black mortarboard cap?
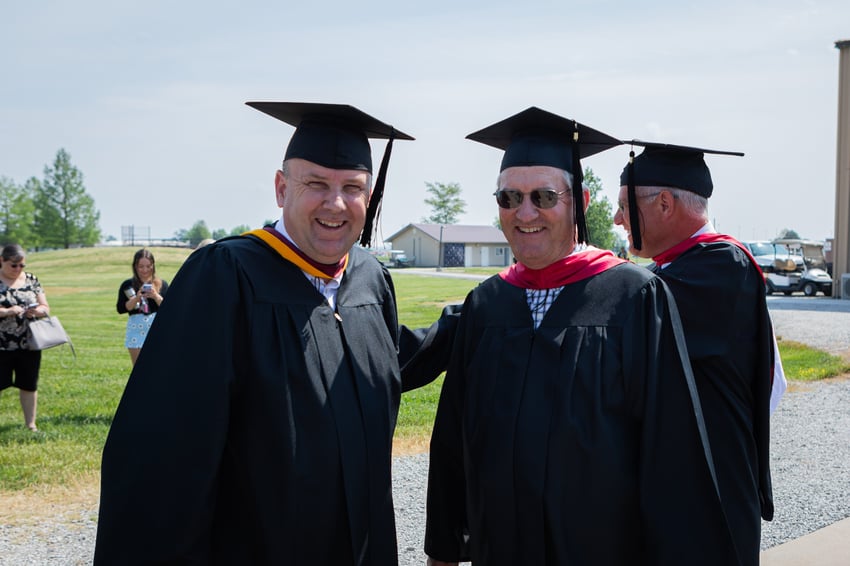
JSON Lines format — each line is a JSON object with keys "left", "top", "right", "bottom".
{"left": 467, "top": 107, "right": 622, "bottom": 243}
{"left": 619, "top": 140, "right": 743, "bottom": 250}
{"left": 246, "top": 101, "right": 414, "bottom": 247}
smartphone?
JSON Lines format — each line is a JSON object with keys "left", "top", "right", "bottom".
{"left": 27, "top": 303, "right": 39, "bottom": 309}
{"left": 141, "top": 283, "right": 153, "bottom": 293}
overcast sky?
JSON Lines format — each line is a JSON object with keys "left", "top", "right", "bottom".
{"left": 1, "top": 0, "right": 848, "bottom": 245}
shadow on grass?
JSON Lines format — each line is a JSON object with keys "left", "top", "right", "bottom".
{"left": 0, "top": 414, "right": 113, "bottom": 443}
{"left": 40, "top": 414, "right": 114, "bottom": 427}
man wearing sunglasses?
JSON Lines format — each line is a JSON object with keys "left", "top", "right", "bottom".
{"left": 424, "top": 107, "right": 739, "bottom": 565}
{"left": 615, "top": 142, "right": 781, "bottom": 566}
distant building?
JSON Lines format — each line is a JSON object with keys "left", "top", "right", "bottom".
{"left": 384, "top": 223, "right": 510, "bottom": 268}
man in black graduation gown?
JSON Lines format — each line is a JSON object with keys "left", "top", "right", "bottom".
{"left": 94, "top": 102, "right": 455, "bottom": 565}
{"left": 425, "top": 107, "right": 740, "bottom": 566}
{"left": 615, "top": 142, "right": 779, "bottom": 566}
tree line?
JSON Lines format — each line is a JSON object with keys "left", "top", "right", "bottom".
{"left": 1, "top": 148, "right": 268, "bottom": 250}
{"left": 175, "top": 220, "right": 264, "bottom": 248}
{"left": 0, "top": 149, "right": 100, "bottom": 249}
{"left": 2, "top": 149, "right": 625, "bottom": 252}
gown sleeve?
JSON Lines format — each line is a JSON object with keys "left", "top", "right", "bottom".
{"left": 398, "top": 303, "right": 462, "bottom": 392}
{"left": 629, "top": 280, "right": 741, "bottom": 564}
{"left": 424, "top": 293, "right": 474, "bottom": 562}
{"left": 116, "top": 279, "right": 133, "bottom": 314}
{"left": 95, "top": 245, "right": 247, "bottom": 564}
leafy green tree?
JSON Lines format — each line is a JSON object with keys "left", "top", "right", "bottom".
{"left": 230, "top": 224, "right": 252, "bottom": 236}
{"left": 184, "top": 220, "right": 212, "bottom": 247}
{"left": 0, "top": 176, "right": 38, "bottom": 246}
{"left": 777, "top": 228, "right": 800, "bottom": 239}
{"left": 423, "top": 181, "right": 466, "bottom": 224}
{"left": 16, "top": 177, "right": 41, "bottom": 247}
{"left": 0, "top": 176, "right": 17, "bottom": 235}
{"left": 34, "top": 149, "right": 101, "bottom": 248}
{"left": 176, "top": 222, "right": 259, "bottom": 244}
{"left": 583, "top": 167, "right": 616, "bottom": 251}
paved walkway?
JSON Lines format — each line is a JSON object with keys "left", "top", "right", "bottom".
{"left": 761, "top": 516, "right": 850, "bottom": 565}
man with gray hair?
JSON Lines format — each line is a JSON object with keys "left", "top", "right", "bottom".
{"left": 615, "top": 141, "right": 780, "bottom": 566}
{"left": 425, "top": 110, "right": 739, "bottom": 565}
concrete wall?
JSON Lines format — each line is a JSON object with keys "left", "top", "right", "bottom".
{"left": 388, "top": 230, "right": 439, "bottom": 267}
{"left": 388, "top": 227, "right": 513, "bottom": 268}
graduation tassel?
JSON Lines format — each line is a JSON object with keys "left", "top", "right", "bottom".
{"left": 572, "top": 125, "right": 589, "bottom": 244}
{"left": 626, "top": 149, "right": 642, "bottom": 251}
{"left": 360, "top": 130, "right": 396, "bottom": 248}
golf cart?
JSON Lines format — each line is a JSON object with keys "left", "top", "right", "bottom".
{"left": 742, "top": 241, "right": 803, "bottom": 273}
{"left": 392, "top": 252, "right": 413, "bottom": 268}
{"left": 765, "top": 239, "right": 832, "bottom": 296}
{"left": 371, "top": 250, "right": 413, "bottom": 267}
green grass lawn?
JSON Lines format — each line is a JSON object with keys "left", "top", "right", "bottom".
{"left": 775, "top": 339, "right": 850, "bottom": 381}
{"left": 385, "top": 272, "right": 479, "bottom": 442}
{"left": 0, "top": 247, "right": 192, "bottom": 489}
{"left": 0, "top": 247, "right": 846, "bottom": 491}
{"left": 0, "top": 249, "right": 480, "bottom": 490}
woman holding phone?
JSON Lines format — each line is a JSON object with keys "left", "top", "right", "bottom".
{"left": 0, "top": 243, "right": 50, "bottom": 431}
{"left": 116, "top": 248, "right": 168, "bottom": 365}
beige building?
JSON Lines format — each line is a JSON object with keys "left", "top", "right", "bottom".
{"left": 384, "top": 223, "right": 510, "bottom": 268}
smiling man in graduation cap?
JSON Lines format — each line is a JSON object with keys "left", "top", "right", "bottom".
{"left": 424, "top": 107, "right": 740, "bottom": 566}
{"left": 95, "top": 102, "right": 456, "bottom": 566}
{"left": 615, "top": 141, "right": 783, "bottom": 566}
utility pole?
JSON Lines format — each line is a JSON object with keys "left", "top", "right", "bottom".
{"left": 437, "top": 225, "right": 444, "bottom": 271}
{"left": 833, "top": 39, "right": 850, "bottom": 297}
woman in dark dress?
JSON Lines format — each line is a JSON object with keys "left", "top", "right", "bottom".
{"left": 0, "top": 243, "right": 51, "bottom": 431}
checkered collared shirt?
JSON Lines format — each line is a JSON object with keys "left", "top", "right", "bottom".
{"left": 526, "top": 286, "right": 565, "bottom": 329}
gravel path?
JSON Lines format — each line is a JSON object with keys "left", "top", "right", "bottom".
{"left": 767, "top": 295, "right": 850, "bottom": 356}
{"left": 2, "top": 296, "right": 849, "bottom": 565}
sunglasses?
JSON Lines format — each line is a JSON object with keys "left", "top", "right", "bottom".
{"left": 494, "top": 189, "right": 569, "bottom": 210}
{"left": 8, "top": 263, "right": 25, "bottom": 268}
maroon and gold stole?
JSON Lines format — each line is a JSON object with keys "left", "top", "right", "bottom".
{"left": 245, "top": 227, "right": 348, "bottom": 280}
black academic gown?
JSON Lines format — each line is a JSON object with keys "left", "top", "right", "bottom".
{"left": 95, "top": 236, "right": 445, "bottom": 565}
{"left": 654, "top": 241, "right": 774, "bottom": 566}
{"left": 426, "top": 263, "right": 739, "bottom": 566}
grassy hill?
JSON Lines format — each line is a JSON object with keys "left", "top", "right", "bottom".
{"left": 0, "top": 246, "right": 478, "bottom": 490}
{"left": 0, "top": 247, "right": 193, "bottom": 489}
